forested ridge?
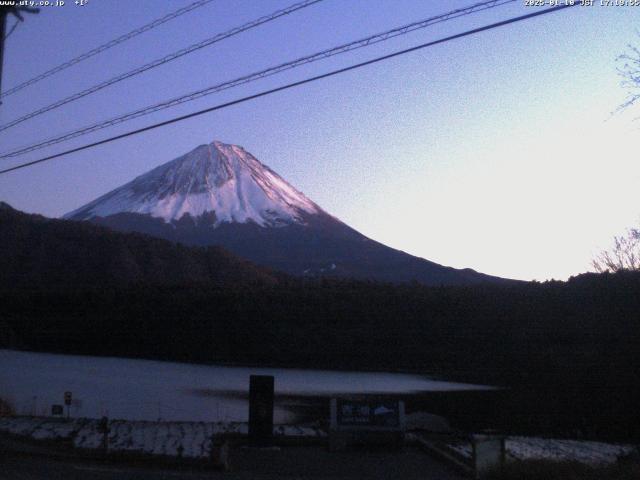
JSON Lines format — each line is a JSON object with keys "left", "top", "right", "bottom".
{"left": 1, "top": 203, "right": 639, "bottom": 440}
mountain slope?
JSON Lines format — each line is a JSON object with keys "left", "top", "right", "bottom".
{"left": 65, "top": 140, "right": 511, "bottom": 286}
{"left": 0, "top": 202, "right": 278, "bottom": 289}
{"left": 66, "top": 141, "right": 320, "bottom": 227}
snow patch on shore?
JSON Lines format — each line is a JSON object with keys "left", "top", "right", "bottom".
{"left": 446, "top": 436, "right": 636, "bottom": 466}
{"left": 0, "top": 416, "right": 326, "bottom": 459}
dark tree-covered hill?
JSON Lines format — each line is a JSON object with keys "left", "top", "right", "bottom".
{"left": 0, "top": 202, "right": 278, "bottom": 289}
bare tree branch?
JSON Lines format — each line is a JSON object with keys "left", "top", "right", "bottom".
{"left": 592, "top": 227, "right": 640, "bottom": 272}
{"left": 615, "top": 33, "right": 640, "bottom": 114}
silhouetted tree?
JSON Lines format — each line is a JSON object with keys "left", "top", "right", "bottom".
{"left": 592, "top": 226, "right": 640, "bottom": 272}
{"left": 616, "top": 39, "right": 640, "bottom": 112}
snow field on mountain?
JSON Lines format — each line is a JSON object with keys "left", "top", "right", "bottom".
{"left": 65, "top": 141, "right": 319, "bottom": 227}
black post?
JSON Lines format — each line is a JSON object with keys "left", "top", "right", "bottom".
{"left": 0, "top": 10, "right": 7, "bottom": 99}
{"left": 64, "top": 391, "right": 72, "bottom": 419}
{"left": 248, "top": 375, "right": 274, "bottom": 446}
{"left": 0, "top": 6, "right": 39, "bottom": 102}
{"left": 98, "top": 416, "right": 110, "bottom": 456}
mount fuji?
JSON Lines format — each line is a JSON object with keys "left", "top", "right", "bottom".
{"left": 65, "top": 140, "right": 508, "bottom": 285}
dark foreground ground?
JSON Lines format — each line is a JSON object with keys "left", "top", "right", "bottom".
{"left": 0, "top": 447, "right": 463, "bottom": 480}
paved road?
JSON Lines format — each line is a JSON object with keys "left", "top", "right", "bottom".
{"left": 0, "top": 453, "right": 214, "bottom": 480}
{"left": 0, "top": 447, "right": 464, "bottom": 479}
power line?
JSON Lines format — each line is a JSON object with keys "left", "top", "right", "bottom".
{"left": 0, "top": 5, "right": 39, "bottom": 103}
{"left": 0, "top": 3, "right": 579, "bottom": 175}
{"left": 0, "top": 0, "right": 516, "bottom": 159}
{"left": 0, "top": 4, "right": 577, "bottom": 177}
{"left": 3, "top": 18, "right": 19, "bottom": 41}
{"left": 0, "top": 0, "right": 324, "bottom": 132}
{"left": 0, "top": 0, "right": 217, "bottom": 100}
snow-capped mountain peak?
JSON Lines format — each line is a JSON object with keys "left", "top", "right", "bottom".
{"left": 65, "top": 140, "right": 320, "bottom": 227}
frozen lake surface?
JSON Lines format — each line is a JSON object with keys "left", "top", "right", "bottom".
{"left": 0, "top": 349, "right": 491, "bottom": 423}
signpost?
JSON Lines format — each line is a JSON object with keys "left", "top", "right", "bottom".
{"left": 51, "top": 404, "right": 63, "bottom": 417}
{"left": 335, "top": 399, "right": 402, "bottom": 428}
{"left": 98, "top": 416, "right": 110, "bottom": 454}
{"left": 248, "top": 375, "right": 274, "bottom": 446}
{"left": 64, "top": 391, "right": 72, "bottom": 419}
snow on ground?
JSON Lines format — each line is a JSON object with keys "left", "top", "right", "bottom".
{"left": 0, "top": 416, "right": 326, "bottom": 459}
{"left": 505, "top": 436, "right": 636, "bottom": 465}
{"left": 0, "top": 349, "right": 491, "bottom": 423}
{"left": 446, "top": 441, "right": 472, "bottom": 459}
{"left": 1, "top": 416, "right": 634, "bottom": 465}
{"left": 0, "top": 416, "right": 87, "bottom": 441}
{"left": 445, "top": 436, "right": 636, "bottom": 465}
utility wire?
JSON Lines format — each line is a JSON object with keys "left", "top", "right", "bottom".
{"left": 0, "top": 0, "right": 217, "bottom": 100}
{"left": 3, "top": 18, "right": 19, "bottom": 41}
{"left": 0, "top": 4, "right": 576, "bottom": 177}
{"left": 0, "top": 0, "right": 323, "bottom": 132}
{"left": 0, "top": 0, "right": 515, "bottom": 159}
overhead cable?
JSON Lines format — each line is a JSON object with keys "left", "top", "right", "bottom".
{"left": 0, "top": 0, "right": 217, "bottom": 99}
{"left": 0, "top": 4, "right": 577, "bottom": 176}
{"left": 0, "top": 0, "right": 324, "bottom": 132}
{"left": 0, "top": 0, "right": 515, "bottom": 158}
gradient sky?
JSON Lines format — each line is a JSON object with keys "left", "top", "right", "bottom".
{"left": 0, "top": 0, "right": 638, "bottom": 281}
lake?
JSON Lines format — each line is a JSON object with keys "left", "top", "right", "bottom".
{"left": 0, "top": 349, "right": 492, "bottom": 423}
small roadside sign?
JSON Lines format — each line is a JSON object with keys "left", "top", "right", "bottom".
{"left": 334, "top": 399, "right": 403, "bottom": 428}
{"left": 51, "top": 404, "right": 63, "bottom": 416}
{"left": 329, "top": 398, "right": 406, "bottom": 451}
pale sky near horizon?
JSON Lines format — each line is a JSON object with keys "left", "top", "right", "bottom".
{"left": 0, "top": 0, "right": 639, "bottom": 281}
